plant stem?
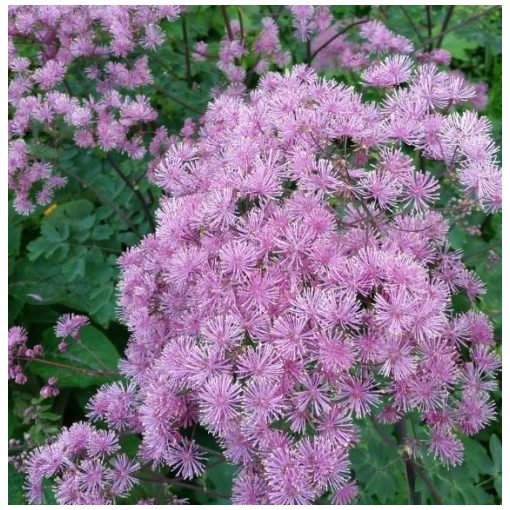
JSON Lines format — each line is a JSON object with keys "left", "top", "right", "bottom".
{"left": 378, "top": 6, "right": 388, "bottom": 20}
{"left": 396, "top": 420, "right": 421, "bottom": 505}
{"left": 399, "top": 6, "right": 425, "bottom": 45}
{"left": 306, "top": 39, "right": 311, "bottom": 64}
{"left": 264, "top": 5, "right": 285, "bottom": 19}
{"left": 137, "top": 473, "right": 229, "bottom": 500}
{"left": 154, "top": 86, "right": 203, "bottom": 114}
{"left": 426, "top": 5, "right": 434, "bottom": 52}
{"left": 221, "top": 6, "right": 234, "bottom": 41}
{"left": 436, "top": 6, "right": 455, "bottom": 48}
{"left": 417, "top": 6, "right": 499, "bottom": 52}
{"left": 106, "top": 154, "right": 155, "bottom": 232}
{"left": 198, "top": 445, "right": 225, "bottom": 459}
{"left": 236, "top": 7, "right": 244, "bottom": 44}
{"left": 62, "top": 78, "right": 74, "bottom": 96}
{"left": 413, "top": 462, "right": 444, "bottom": 504}
{"left": 181, "top": 16, "right": 192, "bottom": 88}
{"left": 17, "top": 357, "right": 119, "bottom": 377}
{"left": 369, "top": 415, "right": 395, "bottom": 447}
{"left": 309, "top": 17, "right": 370, "bottom": 63}
{"left": 370, "top": 416, "right": 443, "bottom": 504}
{"left": 171, "top": 479, "right": 229, "bottom": 500}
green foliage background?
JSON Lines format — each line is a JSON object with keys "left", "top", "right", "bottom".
{"left": 8, "top": 5, "right": 502, "bottom": 505}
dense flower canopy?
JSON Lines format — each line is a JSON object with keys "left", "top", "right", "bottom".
{"left": 8, "top": 5, "right": 183, "bottom": 214}
{"left": 14, "top": 8, "right": 501, "bottom": 505}
{"left": 24, "top": 63, "right": 501, "bottom": 504}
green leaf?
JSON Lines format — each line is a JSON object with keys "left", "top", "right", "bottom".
{"left": 88, "top": 284, "right": 115, "bottom": 325}
{"left": 39, "top": 411, "right": 62, "bottom": 422}
{"left": 442, "top": 32, "right": 478, "bottom": 60}
{"left": 370, "top": 469, "right": 397, "bottom": 503}
{"left": 73, "top": 214, "right": 96, "bottom": 232}
{"left": 42, "top": 479, "right": 58, "bottom": 505}
{"left": 43, "top": 221, "right": 69, "bottom": 244}
{"left": 28, "top": 325, "right": 120, "bottom": 388}
{"left": 8, "top": 207, "right": 23, "bottom": 258}
{"left": 494, "top": 476, "right": 502, "bottom": 498}
{"left": 202, "top": 461, "right": 235, "bottom": 503}
{"left": 489, "top": 434, "right": 501, "bottom": 473}
{"left": 8, "top": 464, "right": 26, "bottom": 504}
{"left": 8, "top": 296, "right": 25, "bottom": 324}
{"left": 121, "top": 434, "right": 141, "bottom": 457}
{"left": 463, "top": 437, "right": 493, "bottom": 478}
{"left": 349, "top": 420, "right": 406, "bottom": 504}
{"left": 27, "top": 236, "right": 66, "bottom": 261}
{"left": 8, "top": 406, "right": 21, "bottom": 439}
{"left": 448, "top": 224, "right": 468, "bottom": 250}
{"left": 61, "top": 147, "right": 79, "bottom": 161}
{"left": 92, "top": 224, "right": 113, "bottom": 241}
{"left": 62, "top": 257, "right": 86, "bottom": 281}
{"left": 459, "top": 484, "right": 492, "bottom": 504}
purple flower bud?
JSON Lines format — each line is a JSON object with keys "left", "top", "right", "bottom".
{"left": 40, "top": 385, "right": 53, "bottom": 399}
{"left": 15, "top": 373, "right": 27, "bottom": 385}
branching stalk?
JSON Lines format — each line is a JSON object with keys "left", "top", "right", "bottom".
{"left": 106, "top": 154, "right": 155, "bottom": 231}
{"left": 399, "top": 7, "right": 425, "bottom": 44}
{"left": 417, "top": 6, "right": 498, "bottom": 51}
{"left": 426, "top": 5, "right": 434, "bottom": 52}
{"left": 181, "top": 16, "right": 192, "bottom": 88}
{"left": 17, "top": 357, "right": 119, "bottom": 377}
{"left": 396, "top": 420, "right": 421, "bottom": 505}
{"left": 370, "top": 416, "right": 443, "bottom": 504}
{"left": 309, "top": 18, "right": 370, "bottom": 63}
{"left": 220, "top": 6, "right": 234, "bottom": 42}
{"left": 436, "top": 6, "right": 455, "bottom": 48}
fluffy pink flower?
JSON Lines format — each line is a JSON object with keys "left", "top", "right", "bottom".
{"left": 198, "top": 374, "right": 242, "bottom": 434}
{"left": 54, "top": 314, "right": 89, "bottom": 340}
{"left": 33, "top": 60, "right": 66, "bottom": 90}
{"left": 337, "top": 374, "right": 381, "bottom": 418}
{"left": 166, "top": 439, "right": 205, "bottom": 480}
{"left": 428, "top": 427, "right": 464, "bottom": 466}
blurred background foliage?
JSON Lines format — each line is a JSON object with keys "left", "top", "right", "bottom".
{"left": 8, "top": 5, "right": 501, "bottom": 504}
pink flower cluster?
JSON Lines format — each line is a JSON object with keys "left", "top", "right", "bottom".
{"left": 25, "top": 422, "right": 139, "bottom": 504}
{"left": 294, "top": 13, "right": 414, "bottom": 71}
{"left": 9, "top": 315, "right": 90, "bottom": 401}
{"left": 14, "top": 9, "right": 501, "bottom": 504}
{"left": 42, "top": 63, "right": 498, "bottom": 504}
{"left": 8, "top": 5, "right": 183, "bottom": 214}
{"left": 289, "top": 5, "right": 334, "bottom": 42}
{"left": 291, "top": 12, "right": 489, "bottom": 113}
{"left": 40, "top": 376, "right": 60, "bottom": 399}
{"left": 54, "top": 313, "right": 90, "bottom": 351}
{"left": 8, "top": 326, "right": 43, "bottom": 385}
{"left": 212, "top": 15, "right": 290, "bottom": 96}
{"left": 8, "top": 6, "right": 492, "bottom": 218}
